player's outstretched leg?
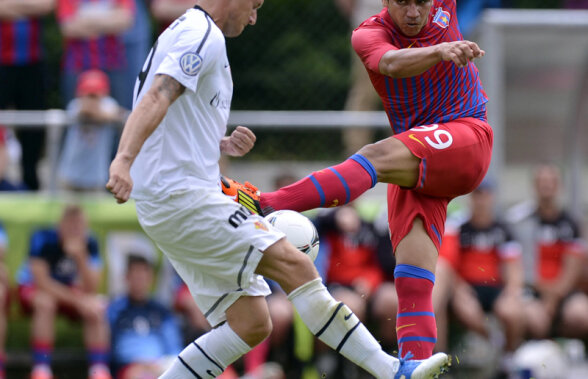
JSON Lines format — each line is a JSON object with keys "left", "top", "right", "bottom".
{"left": 254, "top": 231, "right": 450, "bottom": 378}
{"left": 221, "top": 153, "right": 377, "bottom": 215}
{"left": 288, "top": 277, "right": 449, "bottom": 378}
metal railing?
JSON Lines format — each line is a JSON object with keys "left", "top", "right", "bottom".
{"left": 0, "top": 109, "right": 391, "bottom": 193}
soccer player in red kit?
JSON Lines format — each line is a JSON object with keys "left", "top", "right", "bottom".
{"left": 224, "top": 0, "right": 492, "bottom": 363}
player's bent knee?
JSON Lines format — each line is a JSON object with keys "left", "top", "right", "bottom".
{"left": 227, "top": 296, "right": 273, "bottom": 346}
{"left": 358, "top": 138, "right": 419, "bottom": 186}
{"left": 234, "top": 316, "right": 272, "bottom": 347}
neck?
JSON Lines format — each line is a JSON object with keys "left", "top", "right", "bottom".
{"left": 538, "top": 200, "right": 559, "bottom": 221}
{"left": 470, "top": 212, "right": 493, "bottom": 228}
{"left": 194, "top": 0, "right": 227, "bottom": 31}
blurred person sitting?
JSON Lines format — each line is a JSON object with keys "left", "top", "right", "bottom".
{"left": 58, "top": 69, "right": 126, "bottom": 192}
{"left": 0, "top": 0, "right": 55, "bottom": 191}
{"left": 435, "top": 180, "right": 525, "bottom": 375}
{"left": 56, "top": 0, "right": 133, "bottom": 105}
{"left": 16, "top": 204, "right": 111, "bottom": 379}
{"left": 0, "top": 221, "right": 8, "bottom": 379}
{"left": 507, "top": 163, "right": 588, "bottom": 340}
{"left": 314, "top": 204, "right": 398, "bottom": 378}
{"left": 107, "top": 254, "right": 183, "bottom": 379}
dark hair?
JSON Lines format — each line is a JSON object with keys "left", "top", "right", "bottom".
{"left": 126, "top": 254, "right": 153, "bottom": 271}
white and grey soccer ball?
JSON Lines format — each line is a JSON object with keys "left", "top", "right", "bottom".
{"left": 265, "top": 210, "right": 320, "bottom": 261}
{"left": 512, "top": 339, "right": 569, "bottom": 379}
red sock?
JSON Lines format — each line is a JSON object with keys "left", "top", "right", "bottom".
{"left": 394, "top": 264, "right": 437, "bottom": 360}
{"left": 260, "top": 154, "right": 377, "bottom": 212}
{"left": 244, "top": 338, "right": 269, "bottom": 374}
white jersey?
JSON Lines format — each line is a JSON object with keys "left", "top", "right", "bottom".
{"left": 130, "top": 6, "right": 231, "bottom": 200}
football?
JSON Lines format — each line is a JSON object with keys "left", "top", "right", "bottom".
{"left": 265, "top": 210, "right": 320, "bottom": 261}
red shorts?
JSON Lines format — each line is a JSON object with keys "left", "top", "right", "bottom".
{"left": 18, "top": 284, "right": 81, "bottom": 320}
{"left": 388, "top": 117, "right": 493, "bottom": 251}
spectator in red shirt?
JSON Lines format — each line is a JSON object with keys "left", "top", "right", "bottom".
{"left": 507, "top": 164, "right": 588, "bottom": 339}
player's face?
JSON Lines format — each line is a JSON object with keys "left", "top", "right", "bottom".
{"left": 126, "top": 263, "right": 154, "bottom": 301}
{"left": 224, "top": 0, "right": 264, "bottom": 37}
{"left": 471, "top": 189, "right": 494, "bottom": 219}
{"left": 384, "top": 0, "right": 433, "bottom": 37}
{"left": 534, "top": 166, "right": 560, "bottom": 203}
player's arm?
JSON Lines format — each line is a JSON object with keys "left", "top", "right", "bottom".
{"left": 499, "top": 239, "right": 524, "bottom": 295}
{"left": 0, "top": 0, "right": 54, "bottom": 20}
{"left": 502, "top": 258, "right": 524, "bottom": 295}
{"left": 378, "top": 40, "right": 485, "bottom": 78}
{"left": 107, "top": 74, "right": 185, "bottom": 203}
{"left": 550, "top": 251, "right": 583, "bottom": 299}
{"left": 75, "top": 258, "right": 101, "bottom": 293}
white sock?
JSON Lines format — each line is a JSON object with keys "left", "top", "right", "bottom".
{"left": 288, "top": 278, "right": 398, "bottom": 378}
{"left": 159, "top": 322, "right": 251, "bottom": 379}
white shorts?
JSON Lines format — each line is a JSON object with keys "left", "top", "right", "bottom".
{"left": 135, "top": 188, "right": 285, "bottom": 327}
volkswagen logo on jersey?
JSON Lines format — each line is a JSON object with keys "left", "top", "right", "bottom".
{"left": 433, "top": 7, "right": 450, "bottom": 29}
{"left": 180, "top": 52, "right": 203, "bottom": 76}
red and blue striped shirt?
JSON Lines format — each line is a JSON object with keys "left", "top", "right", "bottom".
{"left": 352, "top": 0, "right": 488, "bottom": 135}
{"left": 0, "top": 18, "right": 43, "bottom": 65}
{"left": 57, "top": 0, "right": 133, "bottom": 72}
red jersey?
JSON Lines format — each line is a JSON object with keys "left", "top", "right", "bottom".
{"left": 351, "top": 0, "right": 488, "bottom": 134}
{"left": 0, "top": 18, "right": 43, "bottom": 65}
{"left": 535, "top": 211, "right": 585, "bottom": 282}
{"left": 57, "top": 0, "right": 134, "bottom": 71}
{"left": 318, "top": 211, "right": 385, "bottom": 292}
{"left": 440, "top": 220, "right": 521, "bottom": 286}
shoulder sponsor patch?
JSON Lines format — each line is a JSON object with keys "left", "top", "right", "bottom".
{"left": 180, "top": 52, "right": 203, "bottom": 76}
{"left": 433, "top": 7, "right": 450, "bottom": 29}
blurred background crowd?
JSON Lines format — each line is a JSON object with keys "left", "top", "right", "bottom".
{"left": 0, "top": 0, "right": 587, "bottom": 378}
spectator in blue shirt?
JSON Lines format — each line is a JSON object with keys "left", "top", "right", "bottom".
{"left": 107, "top": 254, "right": 183, "bottom": 379}
{"left": 17, "top": 204, "right": 111, "bottom": 379}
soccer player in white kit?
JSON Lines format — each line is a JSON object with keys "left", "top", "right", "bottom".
{"left": 106, "top": 1, "right": 448, "bottom": 378}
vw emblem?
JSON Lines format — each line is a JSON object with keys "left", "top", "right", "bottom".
{"left": 180, "top": 52, "right": 203, "bottom": 76}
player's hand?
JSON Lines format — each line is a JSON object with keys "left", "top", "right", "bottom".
{"left": 220, "top": 125, "right": 257, "bottom": 157}
{"left": 106, "top": 155, "right": 133, "bottom": 204}
{"left": 62, "top": 236, "right": 88, "bottom": 261}
{"left": 438, "top": 40, "right": 485, "bottom": 68}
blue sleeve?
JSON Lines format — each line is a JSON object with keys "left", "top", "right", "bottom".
{"left": 161, "top": 311, "right": 183, "bottom": 355}
{"left": 29, "top": 231, "right": 47, "bottom": 258}
{"left": 87, "top": 236, "right": 102, "bottom": 269}
{"left": 0, "top": 224, "right": 7, "bottom": 249}
{"left": 314, "top": 238, "right": 331, "bottom": 282}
